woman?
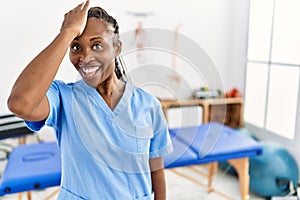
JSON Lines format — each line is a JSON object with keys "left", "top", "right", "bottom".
{"left": 7, "top": 1, "right": 173, "bottom": 199}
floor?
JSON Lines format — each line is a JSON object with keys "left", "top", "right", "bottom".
{"left": 0, "top": 136, "right": 267, "bottom": 200}
{"left": 165, "top": 166, "right": 265, "bottom": 200}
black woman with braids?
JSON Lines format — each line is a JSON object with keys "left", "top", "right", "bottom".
{"left": 7, "top": 1, "right": 173, "bottom": 199}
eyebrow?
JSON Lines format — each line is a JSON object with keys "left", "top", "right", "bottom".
{"left": 73, "top": 36, "right": 104, "bottom": 41}
{"left": 90, "top": 36, "right": 103, "bottom": 41}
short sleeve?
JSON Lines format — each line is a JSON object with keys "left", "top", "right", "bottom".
{"left": 24, "top": 80, "right": 62, "bottom": 132}
{"left": 149, "top": 101, "right": 173, "bottom": 158}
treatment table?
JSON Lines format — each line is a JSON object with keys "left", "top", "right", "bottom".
{"left": 0, "top": 115, "right": 262, "bottom": 200}
{"left": 164, "top": 122, "right": 263, "bottom": 200}
{"left": 0, "top": 115, "right": 61, "bottom": 199}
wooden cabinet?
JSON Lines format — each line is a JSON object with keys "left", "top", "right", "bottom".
{"left": 160, "top": 97, "right": 243, "bottom": 128}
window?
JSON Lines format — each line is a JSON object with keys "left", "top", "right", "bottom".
{"left": 244, "top": 0, "right": 300, "bottom": 139}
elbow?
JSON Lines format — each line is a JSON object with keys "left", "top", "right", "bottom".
{"left": 7, "top": 94, "right": 32, "bottom": 118}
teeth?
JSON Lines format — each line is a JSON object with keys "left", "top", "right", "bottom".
{"left": 81, "top": 66, "right": 100, "bottom": 74}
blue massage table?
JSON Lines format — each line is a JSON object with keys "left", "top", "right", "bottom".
{"left": 0, "top": 142, "right": 61, "bottom": 199}
{"left": 0, "top": 121, "right": 262, "bottom": 200}
{"left": 0, "top": 114, "right": 61, "bottom": 199}
{"left": 164, "top": 122, "right": 263, "bottom": 200}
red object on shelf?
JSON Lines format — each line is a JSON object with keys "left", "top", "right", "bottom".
{"left": 226, "top": 88, "right": 242, "bottom": 98}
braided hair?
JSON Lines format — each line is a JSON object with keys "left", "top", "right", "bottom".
{"left": 87, "top": 7, "right": 125, "bottom": 80}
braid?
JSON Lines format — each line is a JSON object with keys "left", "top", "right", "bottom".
{"left": 88, "top": 7, "right": 124, "bottom": 80}
{"left": 88, "top": 7, "right": 119, "bottom": 35}
{"left": 114, "top": 58, "right": 122, "bottom": 79}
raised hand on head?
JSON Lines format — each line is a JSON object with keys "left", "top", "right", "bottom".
{"left": 60, "top": 0, "right": 90, "bottom": 37}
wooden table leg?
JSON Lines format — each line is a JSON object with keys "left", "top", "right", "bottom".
{"left": 228, "top": 157, "right": 250, "bottom": 200}
{"left": 45, "top": 187, "right": 60, "bottom": 200}
{"left": 207, "top": 162, "right": 218, "bottom": 192}
{"left": 17, "top": 193, "right": 22, "bottom": 200}
{"left": 27, "top": 191, "right": 32, "bottom": 200}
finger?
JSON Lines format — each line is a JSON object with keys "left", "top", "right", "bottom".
{"left": 72, "top": 2, "right": 85, "bottom": 12}
{"left": 82, "top": 0, "right": 90, "bottom": 11}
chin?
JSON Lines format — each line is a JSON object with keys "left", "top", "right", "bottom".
{"left": 83, "top": 78, "right": 99, "bottom": 89}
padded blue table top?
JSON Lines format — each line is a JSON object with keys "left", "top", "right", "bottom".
{"left": 0, "top": 142, "right": 61, "bottom": 195}
{"left": 164, "top": 122, "right": 263, "bottom": 168}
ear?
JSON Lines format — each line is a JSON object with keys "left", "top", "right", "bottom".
{"left": 115, "top": 40, "right": 122, "bottom": 56}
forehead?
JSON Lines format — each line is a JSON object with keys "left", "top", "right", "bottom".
{"left": 80, "top": 18, "right": 115, "bottom": 41}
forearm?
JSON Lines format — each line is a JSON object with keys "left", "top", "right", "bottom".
{"left": 8, "top": 29, "right": 76, "bottom": 116}
{"left": 150, "top": 157, "right": 166, "bottom": 200}
{"left": 151, "top": 168, "right": 166, "bottom": 200}
{"left": 8, "top": 1, "right": 90, "bottom": 119}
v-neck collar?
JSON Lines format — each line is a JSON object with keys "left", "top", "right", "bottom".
{"left": 77, "top": 80, "right": 133, "bottom": 117}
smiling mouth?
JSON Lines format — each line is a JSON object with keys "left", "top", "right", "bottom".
{"left": 80, "top": 66, "right": 101, "bottom": 78}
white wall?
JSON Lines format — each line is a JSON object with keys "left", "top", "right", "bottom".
{"left": 1, "top": 0, "right": 248, "bottom": 114}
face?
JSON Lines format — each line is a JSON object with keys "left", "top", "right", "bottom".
{"left": 69, "top": 18, "right": 121, "bottom": 88}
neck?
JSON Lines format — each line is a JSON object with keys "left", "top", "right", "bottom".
{"left": 97, "top": 75, "right": 119, "bottom": 96}
{"left": 97, "top": 75, "right": 125, "bottom": 110}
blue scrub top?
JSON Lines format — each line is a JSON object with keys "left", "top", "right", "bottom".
{"left": 25, "top": 80, "right": 173, "bottom": 200}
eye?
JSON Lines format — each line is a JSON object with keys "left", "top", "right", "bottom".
{"left": 92, "top": 43, "right": 103, "bottom": 51}
{"left": 71, "top": 44, "right": 81, "bottom": 52}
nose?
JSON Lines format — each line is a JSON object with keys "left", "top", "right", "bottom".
{"left": 79, "top": 49, "right": 94, "bottom": 63}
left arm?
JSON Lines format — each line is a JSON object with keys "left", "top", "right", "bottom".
{"left": 150, "top": 157, "right": 166, "bottom": 200}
